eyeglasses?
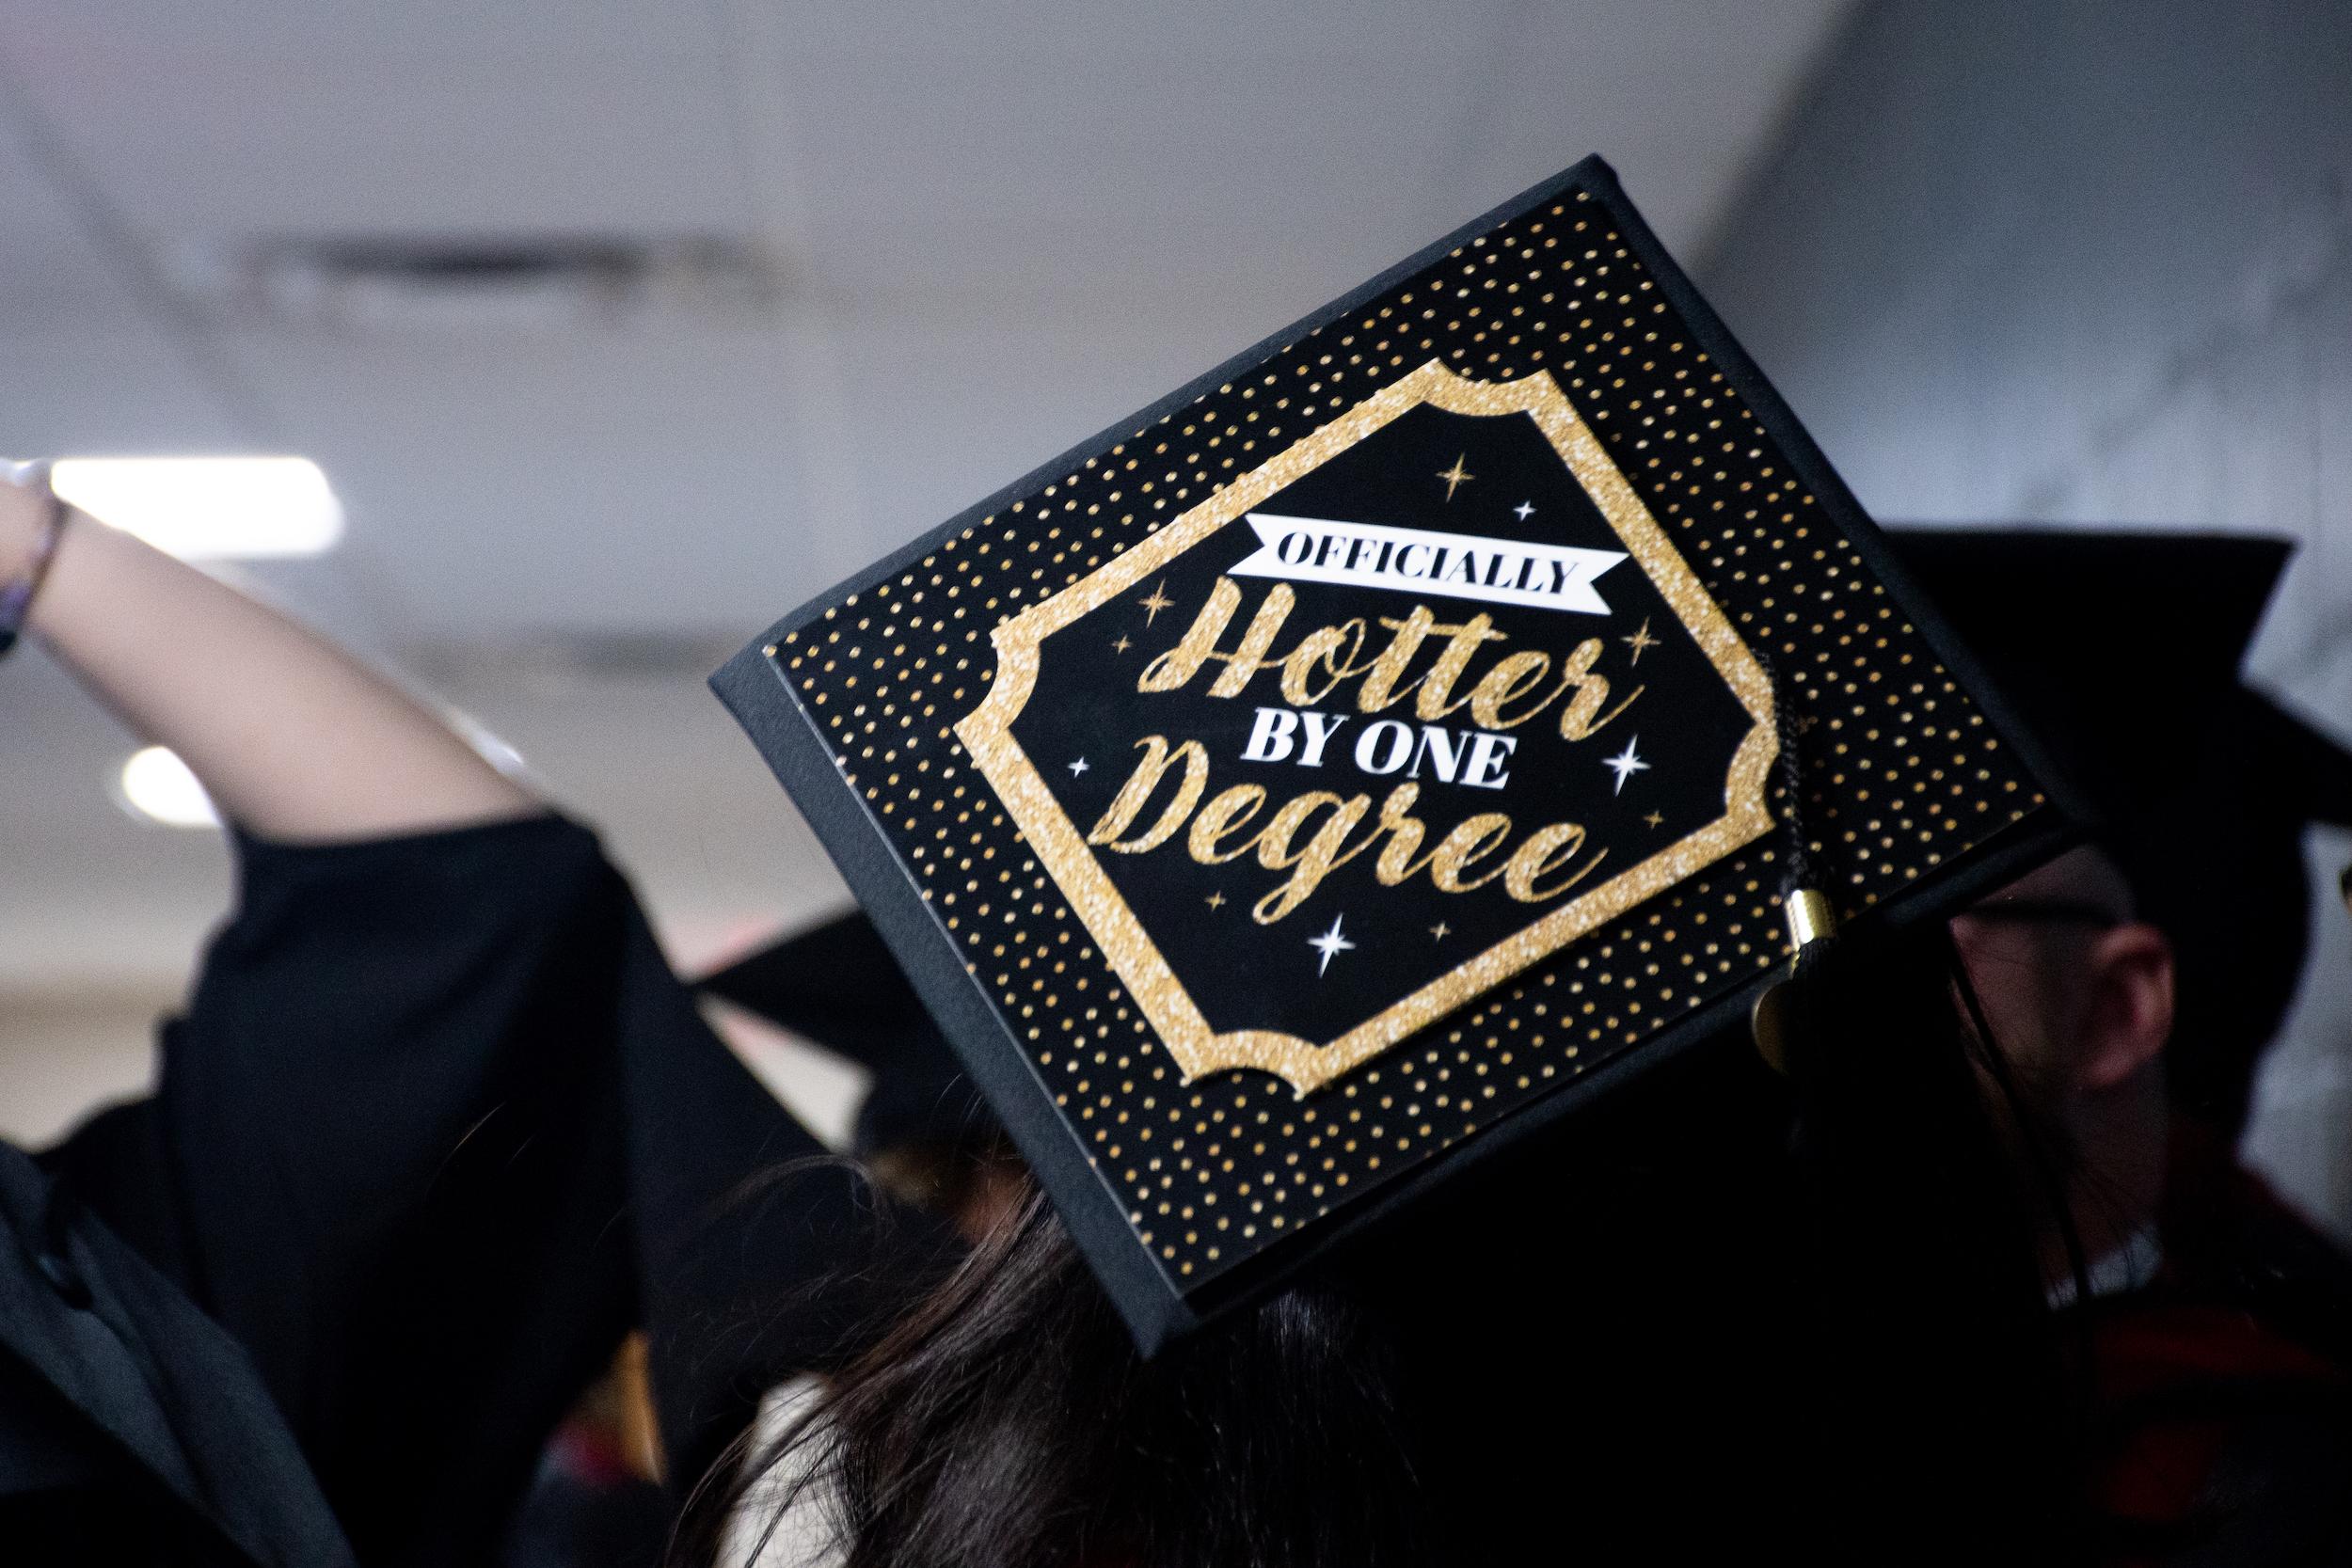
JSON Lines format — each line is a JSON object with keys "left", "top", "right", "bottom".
{"left": 1953, "top": 898, "right": 2124, "bottom": 929}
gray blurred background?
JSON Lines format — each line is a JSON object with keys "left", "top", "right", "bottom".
{"left": 3, "top": 2, "right": 2346, "bottom": 1228}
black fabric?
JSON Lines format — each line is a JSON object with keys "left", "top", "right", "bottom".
{"left": 0, "top": 1139, "right": 355, "bottom": 1566}
{"left": 7, "top": 814, "right": 864, "bottom": 1564}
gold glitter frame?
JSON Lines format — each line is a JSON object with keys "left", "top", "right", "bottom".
{"left": 957, "top": 361, "right": 1777, "bottom": 1097}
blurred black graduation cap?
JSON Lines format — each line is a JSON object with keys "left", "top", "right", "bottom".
{"left": 1890, "top": 527, "right": 2352, "bottom": 1136}
{"left": 696, "top": 911, "right": 995, "bottom": 1161}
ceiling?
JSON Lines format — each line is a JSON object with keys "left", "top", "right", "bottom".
{"left": 0, "top": 0, "right": 1853, "bottom": 1031}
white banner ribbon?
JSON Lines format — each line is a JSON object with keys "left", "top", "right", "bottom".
{"left": 1228, "top": 513, "right": 1626, "bottom": 615}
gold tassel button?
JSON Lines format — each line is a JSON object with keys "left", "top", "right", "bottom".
{"left": 1751, "top": 888, "right": 1838, "bottom": 1074}
{"left": 1784, "top": 887, "right": 1836, "bottom": 951}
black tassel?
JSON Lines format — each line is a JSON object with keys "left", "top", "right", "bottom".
{"left": 1749, "top": 651, "right": 1838, "bottom": 1072}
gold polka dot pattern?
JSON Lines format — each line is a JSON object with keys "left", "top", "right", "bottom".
{"left": 764, "top": 189, "right": 2047, "bottom": 1292}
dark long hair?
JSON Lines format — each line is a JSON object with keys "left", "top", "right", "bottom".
{"left": 689, "top": 921, "right": 2085, "bottom": 1567}
{"left": 694, "top": 1180, "right": 1426, "bottom": 1568}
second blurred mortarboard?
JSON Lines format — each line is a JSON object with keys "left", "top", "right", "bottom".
{"left": 1892, "top": 527, "right": 2352, "bottom": 1135}
{"left": 697, "top": 911, "right": 995, "bottom": 1161}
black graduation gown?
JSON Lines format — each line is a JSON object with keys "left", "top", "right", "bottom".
{"left": 3, "top": 815, "right": 871, "bottom": 1565}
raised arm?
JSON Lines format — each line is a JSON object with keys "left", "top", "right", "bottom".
{"left": 0, "top": 469, "right": 533, "bottom": 841}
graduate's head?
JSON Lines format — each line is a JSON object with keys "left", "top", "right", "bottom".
{"left": 1948, "top": 844, "right": 2176, "bottom": 1262}
{"left": 695, "top": 915, "right": 2076, "bottom": 1568}
{"left": 1952, "top": 847, "right": 2171, "bottom": 1132}
{"left": 1896, "top": 529, "right": 2352, "bottom": 1139}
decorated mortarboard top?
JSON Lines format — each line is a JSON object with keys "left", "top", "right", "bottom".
{"left": 715, "top": 156, "right": 2079, "bottom": 1353}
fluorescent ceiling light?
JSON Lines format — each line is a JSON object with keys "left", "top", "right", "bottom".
{"left": 52, "top": 456, "right": 343, "bottom": 559}
{"left": 116, "top": 746, "right": 220, "bottom": 830}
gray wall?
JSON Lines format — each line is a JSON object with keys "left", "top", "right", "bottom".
{"left": 1702, "top": 0, "right": 2352, "bottom": 1228}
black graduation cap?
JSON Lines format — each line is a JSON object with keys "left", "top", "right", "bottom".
{"left": 714, "top": 155, "right": 2080, "bottom": 1352}
{"left": 696, "top": 911, "right": 993, "bottom": 1161}
{"left": 1890, "top": 528, "right": 2352, "bottom": 1136}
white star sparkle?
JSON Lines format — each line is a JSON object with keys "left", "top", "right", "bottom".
{"left": 1308, "top": 913, "right": 1357, "bottom": 976}
{"left": 1603, "top": 736, "right": 1649, "bottom": 795}
{"left": 1067, "top": 757, "right": 1089, "bottom": 776}
{"left": 1513, "top": 499, "right": 1535, "bottom": 521}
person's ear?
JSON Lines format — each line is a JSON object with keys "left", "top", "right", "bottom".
{"left": 2074, "top": 922, "right": 2174, "bottom": 1091}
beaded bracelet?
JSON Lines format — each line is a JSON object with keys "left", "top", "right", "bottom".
{"left": 0, "top": 460, "right": 71, "bottom": 660}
